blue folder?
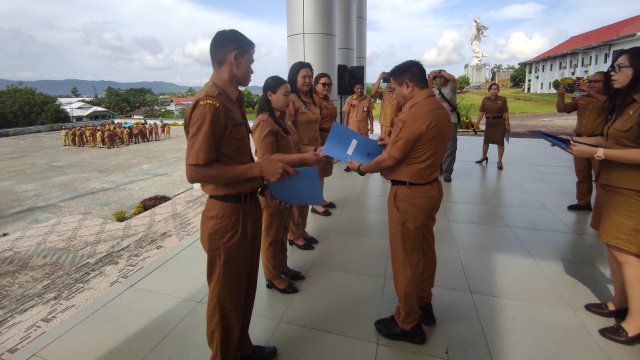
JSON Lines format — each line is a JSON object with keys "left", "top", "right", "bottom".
{"left": 268, "top": 166, "right": 324, "bottom": 205}
{"left": 529, "top": 130, "right": 599, "bottom": 152}
{"left": 322, "top": 123, "right": 383, "bottom": 163}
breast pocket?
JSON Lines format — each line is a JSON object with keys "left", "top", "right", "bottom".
{"left": 231, "top": 122, "right": 248, "bottom": 138}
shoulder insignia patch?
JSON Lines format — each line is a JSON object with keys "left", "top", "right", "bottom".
{"left": 199, "top": 99, "right": 220, "bottom": 107}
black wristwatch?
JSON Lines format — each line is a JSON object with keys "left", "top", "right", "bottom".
{"left": 356, "top": 164, "right": 366, "bottom": 176}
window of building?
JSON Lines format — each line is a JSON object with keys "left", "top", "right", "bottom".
{"left": 569, "top": 59, "right": 573, "bottom": 68}
{"left": 581, "top": 58, "right": 585, "bottom": 67}
{"left": 542, "top": 65, "right": 545, "bottom": 72}
{"left": 550, "top": 63, "right": 553, "bottom": 71}
{"left": 548, "top": 82, "right": 552, "bottom": 89}
{"left": 589, "top": 56, "right": 592, "bottom": 65}
{"left": 595, "top": 55, "right": 598, "bottom": 65}
{"left": 604, "top": 52, "right": 609, "bottom": 63}
{"left": 540, "top": 83, "right": 543, "bottom": 90}
{"left": 559, "top": 61, "right": 563, "bottom": 69}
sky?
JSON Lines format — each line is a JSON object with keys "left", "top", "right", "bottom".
{"left": 1, "top": 0, "right": 639, "bottom": 87}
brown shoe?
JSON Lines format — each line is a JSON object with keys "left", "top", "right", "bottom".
{"left": 598, "top": 323, "right": 640, "bottom": 345}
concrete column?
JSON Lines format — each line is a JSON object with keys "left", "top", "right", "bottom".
{"left": 355, "top": 0, "right": 367, "bottom": 71}
{"left": 337, "top": 0, "right": 356, "bottom": 66}
{"left": 287, "top": 0, "right": 338, "bottom": 100}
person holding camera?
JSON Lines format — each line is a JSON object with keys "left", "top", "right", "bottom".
{"left": 556, "top": 71, "right": 608, "bottom": 211}
{"left": 430, "top": 69, "right": 458, "bottom": 182}
{"left": 372, "top": 72, "right": 400, "bottom": 138}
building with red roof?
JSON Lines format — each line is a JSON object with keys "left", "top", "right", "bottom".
{"left": 520, "top": 15, "right": 640, "bottom": 93}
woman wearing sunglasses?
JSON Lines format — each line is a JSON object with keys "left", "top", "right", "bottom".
{"left": 569, "top": 46, "right": 640, "bottom": 345}
{"left": 311, "top": 73, "right": 338, "bottom": 216}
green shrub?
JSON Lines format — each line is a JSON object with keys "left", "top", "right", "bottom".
{"left": 131, "top": 203, "right": 145, "bottom": 216}
{"left": 112, "top": 209, "right": 127, "bottom": 222}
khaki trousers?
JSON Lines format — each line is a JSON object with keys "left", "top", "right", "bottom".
{"left": 288, "top": 205, "right": 309, "bottom": 239}
{"left": 574, "top": 156, "right": 596, "bottom": 206}
{"left": 259, "top": 197, "right": 291, "bottom": 280}
{"left": 201, "top": 197, "right": 261, "bottom": 360}
{"left": 388, "top": 182, "right": 443, "bottom": 330}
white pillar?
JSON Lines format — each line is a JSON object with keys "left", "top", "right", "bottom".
{"left": 355, "top": 0, "right": 367, "bottom": 71}
{"left": 525, "top": 63, "right": 530, "bottom": 93}
{"left": 337, "top": 0, "right": 356, "bottom": 67}
{"left": 287, "top": 0, "right": 338, "bottom": 100}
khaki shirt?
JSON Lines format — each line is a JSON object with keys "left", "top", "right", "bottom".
{"left": 573, "top": 95, "right": 607, "bottom": 136}
{"left": 383, "top": 89, "right": 451, "bottom": 183}
{"left": 479, "top": 96, "right": 508, "bottom": 117}
{"left": 287, "top": 93, "right": 321, "bottom": 147}
{"left": 343, "top": 94, "right": 374, "bottom": 135}
{"left": 184, "top": 75, "right": 262, "bottom": 195}
{"left": 314, "top": 94, "right": 337, "bottom": 130}
{"left": 598, "top": 92, "right": 640, "bottom": 191}
{"left": 378, "top": 89, "right": 399, "bottom": 127}
{"left": 251, "top": 112, "right": 301, "bottom": 159}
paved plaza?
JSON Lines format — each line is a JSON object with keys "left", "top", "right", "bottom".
{"left": 0, "top": 116, "right": 640, "bottom": 360}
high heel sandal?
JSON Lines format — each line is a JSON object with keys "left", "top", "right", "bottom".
{"left": 475, "top": 157, "right": 488, "bottom": 164}
{"left": 497, "top": 161, "right": 504, "bottom": 170}
{"left": 287, "top": 239, "right": 314, "bottom": 250}
{"left": 266, "top": 279, "right": 299, "bottom": 294}
{"left": 282, "top": 270, "right": 306, "bottom": 281}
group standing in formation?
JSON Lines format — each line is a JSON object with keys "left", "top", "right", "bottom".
{"left": 184, "top": 28, "right": 640, "bottom": 360}
{"left": 61, "top": 122, "right": 171, "bottom": 148}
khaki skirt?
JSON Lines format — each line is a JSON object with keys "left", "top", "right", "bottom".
{"left": 484, "top": 117, "right": 506, "bottom": 146}
{"left": 591, "top": 183, "right": 640, "bottom": 255}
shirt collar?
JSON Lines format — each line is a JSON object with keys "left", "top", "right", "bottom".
{"left": 403, "top": 88, "right": 435, "bottom": 111}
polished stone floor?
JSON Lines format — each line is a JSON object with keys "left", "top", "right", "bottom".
{"left": 9, "top": 137, "right": 640, "bottom": 360}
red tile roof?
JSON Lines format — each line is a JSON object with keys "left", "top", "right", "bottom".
{"left": 528, "top": 15, "right": 640, "bottom": 61}
{"left": 171, "top": 97, "right": 195, "bottom": 105}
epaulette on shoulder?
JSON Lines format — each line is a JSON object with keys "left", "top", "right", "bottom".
{"left": 198, "top": 98, "right": 220, "bottom": 107}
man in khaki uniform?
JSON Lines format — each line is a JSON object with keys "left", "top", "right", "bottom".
{"left": 348, "top": 60, "right": 450, "bottom": 345}
{"left": 343, "top": 82, "right": 374, "bottom": 136}
{"left": 62, "top": 127, "right": 70, "bottom": 146}
{"left": 371, "top": 72, "right": 400, "bottom": 138}
{"left": 184, "top": 29, "right": 291, "bottom": 360}
{"left": 557, "top": 71, "right": 608, "bottom": 211}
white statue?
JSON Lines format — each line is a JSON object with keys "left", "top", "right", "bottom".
{"left": 470, "top": 17, "right": 488, "bottom": 66}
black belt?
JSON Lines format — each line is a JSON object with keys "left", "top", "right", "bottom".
{"left": 390, "top": 178, "right": 438, "bottom": 187}
{"left": 486, "top": 115, "right": 504, "bottom": 120}
{"left": 209, "top": 192, "right": 257, "bottom": 203}
{"left": 319, "top": 127, "right": 331, "bottom": 133}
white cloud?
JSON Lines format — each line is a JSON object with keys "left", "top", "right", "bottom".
{"left": 494, "top": 32, "right": 550, "bottom": 61}
{"left": 487, "top": 2, "right": 546, "bottom": 20}
{"left": 421, "top": 30, "right": 465, "bottom": 67}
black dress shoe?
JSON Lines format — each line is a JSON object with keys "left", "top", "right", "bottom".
{"left": 344, "top": 166, "right": 352, "bottom": 172}
{"left": 323, "top": 201, "right": 336, "bottom": 209}
{"left": 443, "top": 175, "right": 452, "bottom": 183}
{"left": 303, "top": 235, "right": 319, "bottom": 244}
{"left": 282, "top": 270, "right": 305, "bottom": 281}
{"left": 241, "top": 345, "right": 278, "bottom": 360}
{"left": 420, "top": 302, "right": 437, "bottom": 326}
{"left": 374, "top": 315, "right": 426, "bottom": 345}
{"left": 266, "top": 279, "right": 299, "bottom": 294}
{"left": 287, "top": 239, "right": 314, "bottom": 250}
{"left": 598, "top": 323, "right": 640, "bottom": 345}
{"left": 567, "top": 203, "right": 593, "bottom": 211}
{"left": 311, "top": 207, "right": 332, "bottom": 216}
{"left": 584, "top": 303, "right": 628, "bottom": 319}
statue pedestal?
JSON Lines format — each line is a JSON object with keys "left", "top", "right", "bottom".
{"left": 465, "top": 63, "right": 490, "bottom": 86}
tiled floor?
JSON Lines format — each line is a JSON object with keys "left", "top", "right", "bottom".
{"left": 10, "top": 137, "right": 640, "bottom": 360}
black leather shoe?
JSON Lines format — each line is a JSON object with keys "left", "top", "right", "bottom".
{"left": 344, "top": 166, "right": 352, "bottom": 172}
{"left": 282, "top": 270, "right": 305, "bottom": 281}
{"left": 374, "top": 315, "right": 426, "bottom": 345}
{"left": 323, "top": 201, "right": 336, "bottom": 209}
{"left": 311, "top": 207, "right": 332, "bottom": 216}
{"left": 420, "top": 302, "right": 437, "bottom": 326}
{"left": 303, "top": 235, "right": 319, "bottom": 244}
{"left": 266, "top": 280, "right": 299, "bottom": 294}
{"left": 443, "top": 175, "right": 452, "bottom": 183}
{"left": 598, "top": 323, "right": 640, "bottom": 345}
{"left": 287, "top": 239, "right": 314, "bottom": 250}
{"left": 567, "top": 203, "right": 593, "bottom": 211}
{"left": 584, "top": 303, "right": 628, "bottom": 319}
{"left": 241, "top": 345, "right": 278, "bottom": 360}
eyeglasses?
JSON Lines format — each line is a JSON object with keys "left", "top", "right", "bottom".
{"left": 608, "top": 64, "right": 632, "bottom": 73}
{"left": 586, "top": 80, "right": 603, "bottom": 84}
{"left": 318, "top": 82, "right": 332, "bottom": 88}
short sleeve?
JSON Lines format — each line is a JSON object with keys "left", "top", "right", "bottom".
{"left": 385, "top": 119, "right": 419, "bottom": 160}
{"left": 479, "top": 98, "right": 485, "bottom": 113}
{"left": 343, "top": 97, "right": 351, "bottom": 113}
{"left": 251, "top": 117, "right": 278, "bottom": 159}
{"left": 185, "top": 101, "right": 223, "bottom": 165}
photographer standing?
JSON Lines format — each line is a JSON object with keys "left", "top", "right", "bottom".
{"left": 372, "top": 72, "right": 400, "bottom": 138}
{"left": 430, "top": 69, "right": 458, "bottom": 182}
{"left": 557, "top": 71, "right": 609, "bottom": 211}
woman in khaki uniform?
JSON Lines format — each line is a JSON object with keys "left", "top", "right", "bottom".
{"left": 252, "top": 76, "right": 321, "bottom": 294}
{"left": 474, "top": 83, "right": 510, "bottom": 170}
{"left": 286, "top": 61, "right": 322, "bottom": 250}
{"left": 312, "top": 72, "right": 338, "bottom": 216}
{"left": 570, "top": 47, "right": 640, "bottom": 345}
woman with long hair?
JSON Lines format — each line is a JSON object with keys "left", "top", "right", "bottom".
{"left": 286, "top": 61, "right": 322, "bottom": 250}
{"left": 252, "top": 76, "right": 321, "bottom": 293}
{"left": 311, "top": 72, "right": 338, "bottom": 216}
{"left": 569, "top": 46, "right": 640, "bottom": 345}
{"left": 474, "top": 83, "right": 510, "bottom": 170}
